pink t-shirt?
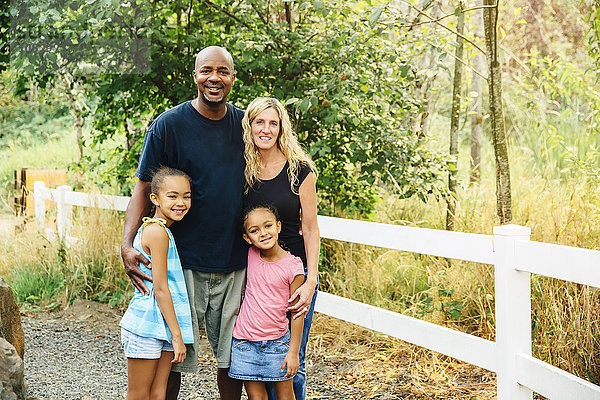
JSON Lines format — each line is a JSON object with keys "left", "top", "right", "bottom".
{"left": 233, "top": 246, "right": 305, "bottom": 341}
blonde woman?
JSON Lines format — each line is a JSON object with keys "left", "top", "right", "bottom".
{"left": 240, "top": 97, "right": 319, "bottom": 400}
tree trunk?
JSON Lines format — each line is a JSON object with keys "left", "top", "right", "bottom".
{"left": 446, "top": 3, "right": 465, "bottom": 231}
{"left": 413, "top": 2, "right": 443, "bottom": 140}
{"left": 469, "top": 5, "right": 484, "bottom": 185}
{"left": 285, "top": 2, "right": 292, "bottom": 30}
{"left": 63, "top": 74, "right": 85, "bottom": 161}
{"left": 74, "top": 115, "right": 84, "bottom": 161}
{"left": 483, "top": 0, "right": 512, "bottom": 223}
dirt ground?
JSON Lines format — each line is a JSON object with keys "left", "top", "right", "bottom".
{"left": 28, "top": 300, "right": 500, "bottom": 399}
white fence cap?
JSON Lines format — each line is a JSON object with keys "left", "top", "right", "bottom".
{"left": 493, "top": 224, "right": 531, "bottom": 237}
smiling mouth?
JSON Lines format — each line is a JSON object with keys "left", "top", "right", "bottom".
{"left": 259, "top": 136, "right": 271, "bottom": 141}
{"left": 205, "top": 85, "right": 224, "bottom": 92}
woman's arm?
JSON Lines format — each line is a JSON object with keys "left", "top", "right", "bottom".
{"left": 142, "top": 225, "right": 186, "bottom": 364}
{"left": 288, "top": 172, "right": 320, "bottom": 317}
{"left": 282, "top": 274, "right": 306, "bottom": 377}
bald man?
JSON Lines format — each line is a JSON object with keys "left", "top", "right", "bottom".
{"left": 121, "top": 46, "right": 246, "bottom": 400}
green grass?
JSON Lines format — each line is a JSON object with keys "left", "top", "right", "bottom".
{"left": 0, "top": 208, "right": 132, "bottom": 310}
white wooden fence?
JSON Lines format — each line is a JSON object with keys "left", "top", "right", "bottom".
{"left": 33, "top": 182, "right": 600, "bottom": 400}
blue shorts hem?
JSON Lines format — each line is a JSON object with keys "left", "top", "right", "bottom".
{"left": 228, "top": 373, "right": 293, "bottom": 382}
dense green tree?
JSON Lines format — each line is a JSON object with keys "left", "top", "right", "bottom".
{"left": 10, "top": 0, "right": 447, "bottom": 214}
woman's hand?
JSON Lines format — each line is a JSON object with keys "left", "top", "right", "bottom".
{"left": 287, "top": 279, "right": 317, "bottom": 319}
{"left": 171, "top": 337, "right": 187, "bottom": 364}
{"left": 281, "top": 351, "right": 299, "bottom": 377}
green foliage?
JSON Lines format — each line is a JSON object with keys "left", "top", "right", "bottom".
{"left": 6, "top": 250, "right": 132, "bottom": 309}
{"left": 588, "top": 0, "right": 600, "bottom": 73}
{"left": 509, "top": 51, "right": 600, "bottom": 179}
{"left": 10, "top": 0, "right": 447, "bottom": 212}
{"left": 0, "top": 0, "right": 8, "bottom": 71}
{"left": 9, "top": 260, "right": 65, "bottom": 309}
{"left": 9, "top": 0, "right": 150, "bottom": 77}
{"left": 0, "top": 100, "right": 72, "bottom": 149}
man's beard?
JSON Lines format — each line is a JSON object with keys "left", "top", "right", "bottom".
{"left": 203, "top": 92, "right": 225, "bottom": 103}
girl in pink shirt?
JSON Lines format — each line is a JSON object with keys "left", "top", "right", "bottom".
{"left": 229, "top": 204, "right": 305, "bottom": 400}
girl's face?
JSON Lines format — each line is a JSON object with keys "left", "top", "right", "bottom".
{"left": 150, "top": 175, "right": 192, "bottom": 224}
{"left": 251, "top": 107, "right": 280, "bottom": 151}
{"left": 243, "top": 208, "right": 281, "bottom": 250}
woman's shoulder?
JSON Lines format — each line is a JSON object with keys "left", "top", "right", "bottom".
{"left": 290, "top": 161, "right": 314, "bottom": 188}
{"left": 290, "top": 160, "right": 312, "bottom": 173}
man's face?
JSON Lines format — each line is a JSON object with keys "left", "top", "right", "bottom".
{"left": 193, "top": 49, "right": 236, "bottom": 104}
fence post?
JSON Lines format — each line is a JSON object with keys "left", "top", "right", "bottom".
{"left": 34, "top": 181, "right": 46, "bottom": 232}
{"left": 494, "top": 224, "right": 532, "bottom": 400}
{"left": 56, "top": 185, "right": 73, "bottom": 242}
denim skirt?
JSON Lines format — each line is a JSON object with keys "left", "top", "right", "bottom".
{"left": 228, "top": 330, "right": 292, "bottom": 381}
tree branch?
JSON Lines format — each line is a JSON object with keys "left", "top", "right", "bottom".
{"left": 427, "top": 41, "right": 488, "bottom": 81}
{"left": 397, "top": 1, "right": 487, "bottom": 56}
{"left": 249, "top": 0, "right": 269, "bottom": 26}
{"left": 204, "top": 0, "right": 252, "bottom": 28}
{"left": 403, "top": 5, "right": 497, "bottom": 29}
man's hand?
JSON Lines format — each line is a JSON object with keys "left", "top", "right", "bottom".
{"left": 121, "top": 244, "right": 152, "bottom": 294}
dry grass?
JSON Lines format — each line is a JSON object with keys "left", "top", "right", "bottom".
{"left": 309, "top": 314, "right": 496, "bottom": 399}
{"left": 1, "top": 207, "right": 131, "bottom": 310}
{"left": 317, "top": 159, "right": 600, "bottom": 389}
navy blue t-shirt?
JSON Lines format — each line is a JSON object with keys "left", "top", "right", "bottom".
{"left": 136, "top": 101, "right": 247, "bottom": 272}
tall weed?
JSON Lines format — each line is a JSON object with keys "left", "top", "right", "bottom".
{"left": 1, "top": 208, "right": 132, "bottom": 310}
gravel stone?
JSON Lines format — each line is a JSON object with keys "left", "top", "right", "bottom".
{"left": 21, "top": 302, "right": 370, "bottom": 400}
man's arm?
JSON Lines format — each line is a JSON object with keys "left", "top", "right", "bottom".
{"left": 121, "top": 179, "right": 153, "bottom": 294}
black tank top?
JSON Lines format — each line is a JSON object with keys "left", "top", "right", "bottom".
{"left": 243, "top": 162, "right": 312, "bottom": 268}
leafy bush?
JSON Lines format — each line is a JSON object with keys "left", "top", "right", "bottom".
{"left": 11, "top": 0, "right": 448, "bottom": 212}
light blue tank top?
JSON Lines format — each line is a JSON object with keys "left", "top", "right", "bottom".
{"left": 120, "top": 218, "right": 194, "bottom": 344}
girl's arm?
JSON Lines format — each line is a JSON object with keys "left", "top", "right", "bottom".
{"left": 288, "top": 172, "right": 320, "bottom": 317}
{"left": 142, "top": 225, "right": 186, "bottom": 364}
{"left": 282, "top": 274, "right": 306, "bottom": 377}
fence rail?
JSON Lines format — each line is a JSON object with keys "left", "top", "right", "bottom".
{"left": 33, "top": 182, "right": 600, "bottom": 400}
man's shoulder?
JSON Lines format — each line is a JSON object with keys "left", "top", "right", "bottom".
{"left": 155, "top": 101, "right": 192, "bottom": 122}
{"left": 227, "top": 103, "right": 245, "bottom": 122}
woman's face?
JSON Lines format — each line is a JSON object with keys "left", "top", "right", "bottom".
{"left": 251, "top": 107, "right": 280, "bottom": 151}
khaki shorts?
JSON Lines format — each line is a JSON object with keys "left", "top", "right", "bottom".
{"left": 172, "top": 268, "right": 246, "bottom": 372}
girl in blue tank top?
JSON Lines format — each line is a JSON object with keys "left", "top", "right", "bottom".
{"left": 120, "top": 167, "right": 194, "bottom": 399}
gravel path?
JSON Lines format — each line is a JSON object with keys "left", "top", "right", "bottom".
{"left": 24, "top": 316, "right": 129, "bottom": 399}
{"left": 22, "top": 300, "right": 367, "bottom": 400}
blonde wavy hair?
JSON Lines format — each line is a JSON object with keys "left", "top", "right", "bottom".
{"left": 243, "top": 97, "right": 317, "bottom": 194}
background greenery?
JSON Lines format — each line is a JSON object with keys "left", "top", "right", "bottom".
{"left": 2, "top": 0, "right": 600, "bottom": 394}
